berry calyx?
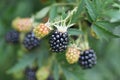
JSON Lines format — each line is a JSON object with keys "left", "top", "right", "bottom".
{"left": 33, "top": 23, "right": 50, "bottom": 39}
{"left": 5, "top": 30, "right": 19, "bottom": 43}
{"left": 66, "top": 47, "right": 80, "bottom": 64}
{"left": 49, "top": 30, "right": 69, "bottom": 52}
{"left": 12, "top": 18, "right": 33, "bottom": 32}
{"left": 23, "top": 32, "right": 40, "bottom": 50}
{"left": 78, "top": 49, "right": 97, "bottom": 69}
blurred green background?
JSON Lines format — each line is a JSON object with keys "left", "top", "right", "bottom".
{"left": 0, "top": 0, "right": 120, "bottom": 80}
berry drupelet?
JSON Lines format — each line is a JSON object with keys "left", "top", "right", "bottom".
{"left": 5, "top": 30, "right": 19, "bottom": 43}
{"left": 23, "top": 32, "right": 40, "bottom": 50}
{"left": 49, "top": 30, "right": 69, "bottom": 52}
{"left": 78, "top": 49, "right": 97, "bottom": 69}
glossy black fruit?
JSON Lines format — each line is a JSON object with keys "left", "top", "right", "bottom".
{"left": 49, "top": 30, "right": 68, "bottom": 52}
{"left": 23, "top": 32, "right": 40, "bottom": 50}
{"left": 78, "top": 49, "right": 97, "bottom": 69}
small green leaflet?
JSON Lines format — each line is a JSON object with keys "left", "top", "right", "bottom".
{"left": 53, "top": 61, "right": 59, "bottom": 80}
{"left": 35, "top": 6, "right": 50, "bottom": 19}
{"left": 92, "top": 23, "right": 120, "bottom": 40}
{"left": 7, "top": 53, "right": 38, "bottom": 74}
{"left": 49, "top": 5, "right": 57, "bottom": 20}
{"left": 71, "top": 0, "right": 85, "bottom": 23}
{"left": 105, "top": 10, "right": 120, "bottom": 22}
{"left": 85, "top": 0, "right": 97, "bottom": 21}
{"left": 68, "top": 28, "right": 83, "bottom": 36}
{"left": 62, "top": 68, "right": 79, "bottom": 80}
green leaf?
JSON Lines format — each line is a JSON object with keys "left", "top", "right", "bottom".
{"left": 85, "top": 0, "right": 97, "bottom": 21}
{"left": 7, "top": 53, "right": 37, "bottom": 74}
{"left": 71, "top": 0, "right": 85, "bottom": 23}
{"left": 62, "top": 68, "right": 79, "bottom": 80}
{"left": 68, "top": 28, "right": 83, "bottom": 36}
{"left": 37, "top": 52, "right": 44, "bottom": 67}
{"left": 37, "top": 49, "right": 48, "bottom": 67}
{"left": 35, "top": 6, "right": 50, "bottom": 19}
{"left": 53, "top": 62, "right": 59, "bottom": 80}
{"left": 49, "top": 5, "right": 57, "bottom": 20}
{"left": 105, "top": 10, "right": 120, "bottom": 22}
{"left": 95, "top": 21, "right": 120, "bottom": 32}
{"left": 92, "top": 24, "right": 120, "bottom": 40}
{"left": 14, "top": 1, "right": 32, "bottom": 17}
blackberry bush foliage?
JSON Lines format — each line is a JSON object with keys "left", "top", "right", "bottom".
{"left": 5, "top": 0, "right": 120, "bottom": 80}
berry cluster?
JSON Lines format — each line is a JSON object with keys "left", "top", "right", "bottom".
{"left": 23, "top": 32, "right": 40, "bottom": 50}
{"left": 6, "top": 6, "right": 98, "bottom": 75}
{"left": 5, "top": 30, "right": 19, "bottom": 43}
{"left": 49, "top": 30, "right": 68, "bottom": 52}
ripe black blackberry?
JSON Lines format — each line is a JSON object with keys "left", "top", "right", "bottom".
{"left": 25, "top": 67, "right": 37, "bottom": 80}
{"left": 23, "top": 32, "right": 40, "bottom": 50}
{"left": 78, "top": 49, "right": 97, "bottom": 69}
{"left": 49, "top": 30, "right": 68, "bottom": 52}
{"left": 5, "top": 30, "right": 19, "bottom": 43}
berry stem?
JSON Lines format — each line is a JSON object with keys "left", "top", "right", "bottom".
{"left": 84, "top": 32, "right": 89, "bottom": 50}
{"left": 20, "top": 33, "right": 25, "bottom": 43}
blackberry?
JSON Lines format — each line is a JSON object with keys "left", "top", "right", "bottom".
{"left": 23, "top": 32, "right": 40, "bottom": 50}
{"left": 49, "top": 30, "right": 69, "bottom": 52}
{"left": 66, "top": 47, "right": 80, "bottom": 64}
{"left": 5, "top": 30, "right": 19, "bottom": 43}
{"left": 33, "top": 23, "right": 50, "bottom": 39}
{"left": 78, "top": 49, "right": 97, "bottom": 69}
{"left": 12, "top": 18, "right": 33, "bottom": 32}
{"left": 25, "top": 67, "right": 37, "bottom": 80}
